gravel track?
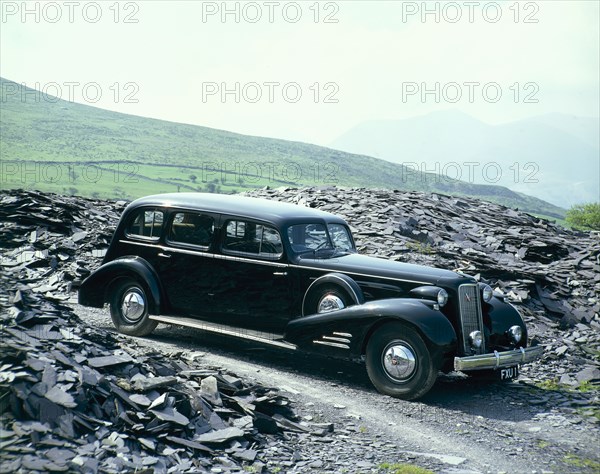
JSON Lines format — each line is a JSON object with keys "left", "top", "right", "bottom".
{"left": 78, "top": 305, "right": 600, "bottom": 474}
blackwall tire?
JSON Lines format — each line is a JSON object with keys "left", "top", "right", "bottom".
{"left": 109, "top": 279, "right": 158, "bottom": 337}
{"left": 365, "top": 323, "right": 437, "bottom": 400}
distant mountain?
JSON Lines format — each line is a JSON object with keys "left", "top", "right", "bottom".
{"left": 529, "top": 113, "right": 599, "bottom": 149}
{"left": 0, "top": 78, "right": 565, "bottom": 218}
{"left": 330, "top": 110, "right": 599, "bottom": 207}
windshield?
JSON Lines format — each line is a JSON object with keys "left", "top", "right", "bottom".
{"left": 287, "top": 223, "right": 355, "bottom": 253}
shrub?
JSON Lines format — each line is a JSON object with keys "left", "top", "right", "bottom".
{"left": 566, "top": 202, "right": 600, "bottom": 230}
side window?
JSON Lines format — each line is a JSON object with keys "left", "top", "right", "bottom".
{"left": 262, "top": 226, "right": 284, "bottom": 255}
{"left": 287, "top": 223, "right": 329, "bottom": 251}
{"left": 126, "top": 209, "right": 164, "bottom": 240}
{"left": 168, "top": 212, "right": 214, "bottom": 248}
{"left": 328, "top": 224, "right": 354, "bottom": 251}
{"left": 223, "top": 220, "right": 283, "bottom": 259}
{"left": 226, "top": 221, "right": 246, "bottom": 238}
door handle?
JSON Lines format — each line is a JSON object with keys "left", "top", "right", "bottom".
{"left": 273, "top": 271, "right": 288, "bottom": 276}
{"left": 158, "top": 252, "right": 172, "bottom": 259}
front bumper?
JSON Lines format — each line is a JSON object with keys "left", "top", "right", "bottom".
{"left": 454, "top": 345, "right": 544, "bottom": 372}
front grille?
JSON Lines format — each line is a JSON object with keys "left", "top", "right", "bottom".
{"left": 458, "top": 284, "right": 486, "bottom": 354}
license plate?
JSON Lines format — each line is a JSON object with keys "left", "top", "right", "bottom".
{"left": 500, "top": 366, "right": 519, "bottom": 380}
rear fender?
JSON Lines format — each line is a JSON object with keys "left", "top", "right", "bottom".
{"left": 78, "top": 257, "right": 162, "bottom": 313}
{"left": 285, "top": 298, "right": 457, "bottom": 364}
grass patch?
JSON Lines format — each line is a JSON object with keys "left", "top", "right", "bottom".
{"left": 575, "top": 406, "right": 600, "bottom": 422}
{"left": 563, "top": 454, "right": 600, "bottom": 471}
{"left": 535, "top": 378, "right": 599, "bottom": 394}
{"left": 405, "top": 242, "right": 435, "bottom": 255}
{"left": 535, "top": 378, "right": 561, "bottom": 391}
{"left": 576, "top": 381, "right": 596, "bottom": 393}
{"left": 378, "top": 463, "right": 434, "bottom": 474}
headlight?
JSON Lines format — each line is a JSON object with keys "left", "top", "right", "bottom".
{"left": 482, "top": 284, "right": 493, "bottom": 302}
{"left": 437, "top": 289, "right": 448, "bottom": 307}
{"left": 469, "top": 330, "right": 483, "bottom": 349}
{"left": 409, "top": 286, "right": 448, "bottom": 307}
{"left": 508, "top": 325, "right": 523, "bottom": 343}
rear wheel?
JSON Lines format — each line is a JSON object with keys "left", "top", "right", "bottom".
{"left": 366, "top": 323, "right": 437, "bottom": 400}
{"left": 109, "top": 279, "right": 158, "bottom": 336}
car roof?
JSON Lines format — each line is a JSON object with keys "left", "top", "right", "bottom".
{"left": 127, "top": 192, "right": 348, "bottom": 226}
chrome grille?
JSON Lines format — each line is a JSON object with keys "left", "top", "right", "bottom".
{"left": 458, "top": 284, "right": 486, "bottom": 354}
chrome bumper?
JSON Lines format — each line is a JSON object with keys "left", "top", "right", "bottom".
{"left": 454, "top": 345, "right": 544, "bottom": 372}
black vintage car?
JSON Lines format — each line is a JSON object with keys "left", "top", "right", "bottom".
{"left": 79, "top": 193, "right": 543, "bottom": 399}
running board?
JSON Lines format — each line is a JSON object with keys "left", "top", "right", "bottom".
{"left": 149, "top": 315, "right": 297, "bottom": 350}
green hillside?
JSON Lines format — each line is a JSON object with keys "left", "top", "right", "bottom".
{"left": 0, "top": 78, "right": 565, "bottom": 218}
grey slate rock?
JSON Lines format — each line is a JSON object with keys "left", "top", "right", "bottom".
{"left": 195, "top": 427, "right": 245, "bottom": 444}
{"left": 575, "top": 366, "right": 600, "bottom": 383}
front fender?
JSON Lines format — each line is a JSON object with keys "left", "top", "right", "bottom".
{"left": 302, "top": 272, "right": 365, "bottom": 316}
{"left": 285, "top": 298, "right": 457, "bottom": 364}
{"left": 78, "top": 256, "right": 162, "bottom": 313}
{"left": 484, "top": 297, "right": 528, "bottom": 348}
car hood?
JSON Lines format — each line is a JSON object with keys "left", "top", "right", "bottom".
{"left": 293, "top": 253, "right": 474, "bottom": 287}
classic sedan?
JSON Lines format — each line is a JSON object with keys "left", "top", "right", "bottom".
{"left": 79, "top": 193, "right": 543, "bottom": 399}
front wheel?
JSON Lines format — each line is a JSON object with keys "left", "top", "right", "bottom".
{"left": 109, "top": 279, "right": 158, "bottom": 336}
{"left": 365, "top": 323, "right": 437, "bottom": 400}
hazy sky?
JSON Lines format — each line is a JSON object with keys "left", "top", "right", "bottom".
{"left": 2, "top": 0, "right": 599, "bottom": 145}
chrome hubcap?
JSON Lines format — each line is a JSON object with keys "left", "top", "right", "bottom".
{"left": 382, "top": 342, "right": 417, "bottom": 382}
{"left": 121, "top": 289, "right": 145, "bottom": 323}
{"left": 318, "top": 294, "right": 345, "bottom": 313}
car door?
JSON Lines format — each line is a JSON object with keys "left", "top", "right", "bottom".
{"left": 209, "top": 218, "right": 292, "bottom": 332}
{"left": 156, "top": 210, "right": 218, "bottom": 316}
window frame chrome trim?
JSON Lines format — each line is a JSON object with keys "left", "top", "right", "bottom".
{"left": 120, "top": 239, "right": 289, "bottom": 268}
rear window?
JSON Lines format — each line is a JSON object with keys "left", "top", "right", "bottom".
{"left": 222, "top": 220, "right": 283, "bottom": 259}
{"left": 168, "top": 212, "right": 214, "bottom": 248}
{"left": 126, "top": 209, "right": 164, "bottom": 240}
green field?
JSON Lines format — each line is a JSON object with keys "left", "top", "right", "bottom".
{"left": 0, "top": 78, "right": 566, "bottom": 218}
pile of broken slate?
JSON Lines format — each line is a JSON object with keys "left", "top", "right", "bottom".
{"left": 1, "top": 187, "right": 599, "bottom": 472}
{"left": 0, "top": 190, "right": 329, "bottom": 473}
